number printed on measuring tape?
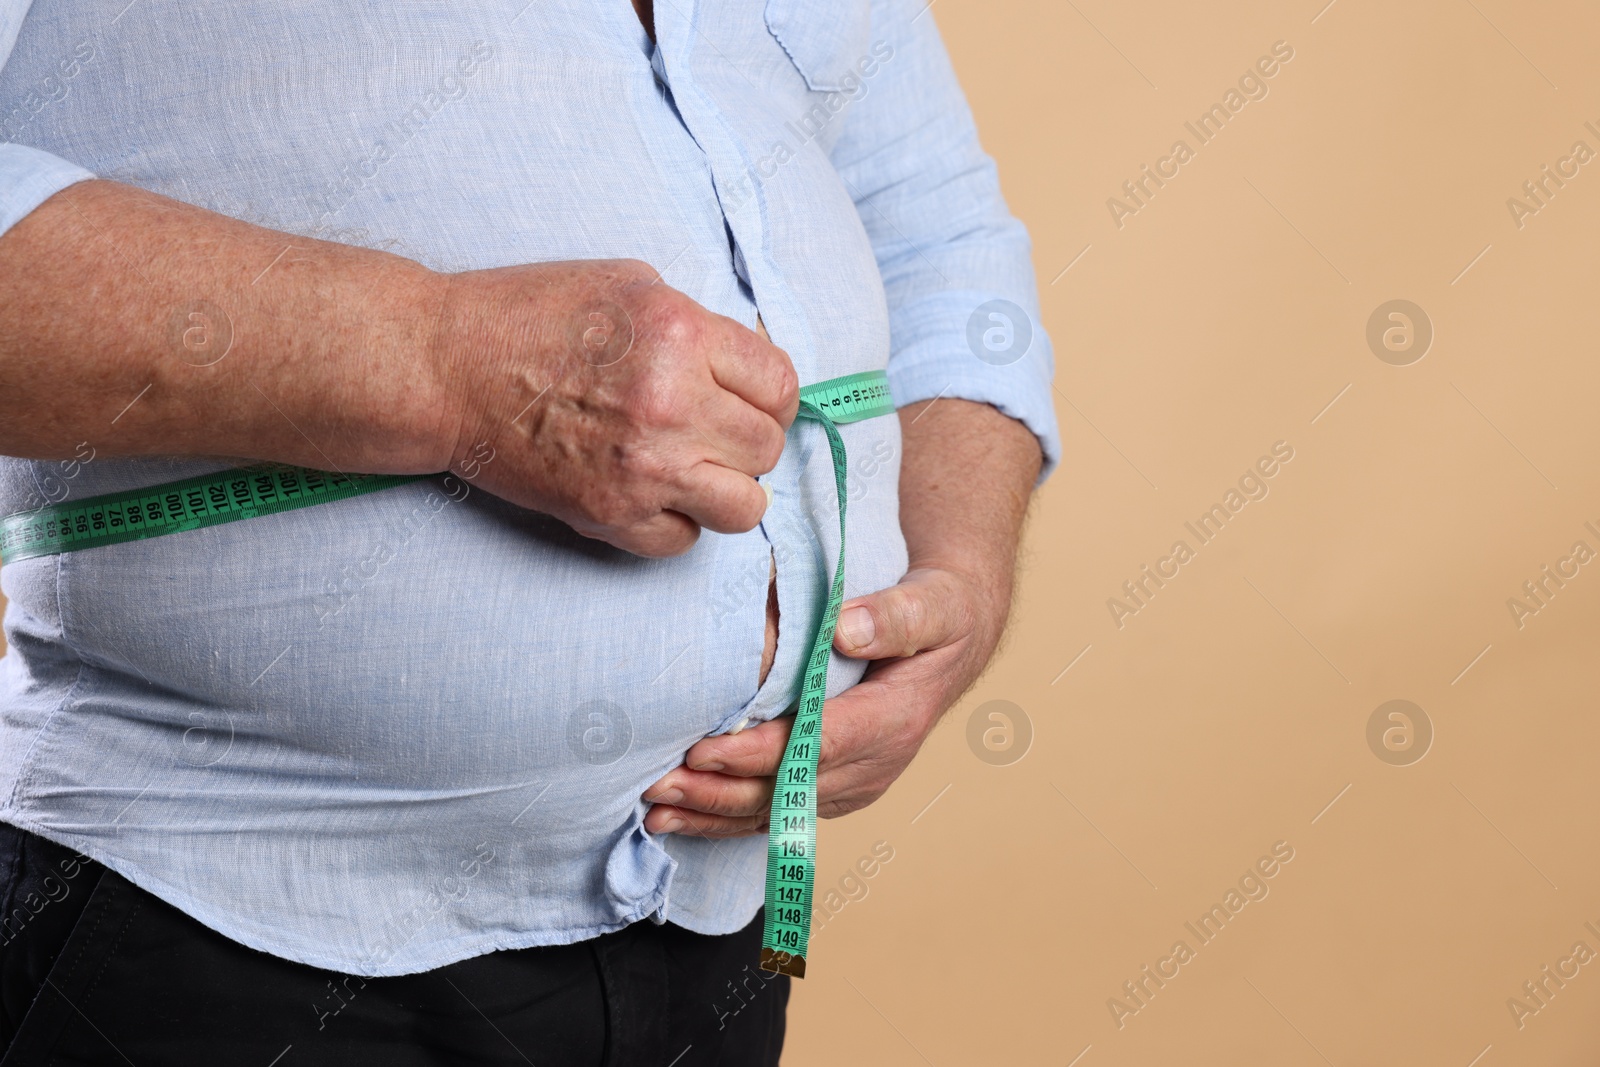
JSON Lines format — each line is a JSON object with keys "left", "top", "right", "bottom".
{"left": 0, "top": 467, "right": 429, "bottom": 564}
{"left": 760, "top": 371, "right": 894, "bottom": 979}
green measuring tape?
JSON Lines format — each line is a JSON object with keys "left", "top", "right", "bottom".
{"left": 0, "top": 466, "right": 428, "bottom": 563}
{"left": 0, "top": 368, "right": 897, "bottom": 979}
{"left": 760, "top": 368, "right": 894, "bottom": 979}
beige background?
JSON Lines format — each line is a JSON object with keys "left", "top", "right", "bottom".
{"left": 782, "top": 0, "right": 1600, "bottom": 1064}
{"left": 7, "top": 0, "right": 1600, "bottom": 1062}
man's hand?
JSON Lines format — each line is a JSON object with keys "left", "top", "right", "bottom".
{"left": 642, "top": 564, "right": 1005, "bottom": 835}
{"left": 643, "top": 397, "right": 1043, "bottom": 836}
{"left": 0, "top": 182, "right": 798, "bottom": 561}
{"left": 433, "top": 260, "right": 799, "bottom": 558}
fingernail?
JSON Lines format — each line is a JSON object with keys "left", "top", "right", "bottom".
{"left": 838, "top": 606, "right": 874, "bottom": 649}
{"left": 660, "top": 816, "right": 684, "bottom": 834}
{"left": 648, "top": 787, "right": 684, "bottom": 805}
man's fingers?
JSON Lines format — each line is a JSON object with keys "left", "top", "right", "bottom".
{"left": 707, "top": 317, "right": 799, "bottom": 430}
{"left": 644, "top": 769, "right": 773, "bottom": 819}
{"left": 667, "top": 463, "right": 769, "bottom": 535}
{"left": 643, "top": 804, "right": 768, "bottom": 838}
{"left": 684, "top": 716, "right": 791, "bottom": 777}
{"left": 647, "top": 662, "right": 950, "bottom": 832}
{"left": 688, "top": 386, "right": 789, "bottom": 477}
{"left": 680, "top": 682, "right": 878, "bottom": 779}
{"left": 833, "top": 569, "right": 967, "bottom": 659}
{"left": 598, "top": 510, "right": 700, "bottom": 558}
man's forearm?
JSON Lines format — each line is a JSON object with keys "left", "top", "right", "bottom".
{"left": 0, "top": 180, "right": 447, "bottom": 471}
{"left": 895, "top": 396, "right": 1043, "bottom": 617}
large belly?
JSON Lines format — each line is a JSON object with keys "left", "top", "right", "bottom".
{"left": 30, "top": 471, "right": 773, "bottom": 803}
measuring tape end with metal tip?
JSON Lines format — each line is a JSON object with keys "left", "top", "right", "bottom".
{"left": 759, "top": 947, "right": 806, "bottom": 979}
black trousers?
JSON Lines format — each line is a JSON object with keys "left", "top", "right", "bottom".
{"left": 0, "top": 824, "right": 787, "bottom": 1066}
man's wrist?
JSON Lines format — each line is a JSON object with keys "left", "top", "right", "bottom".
{"left": 303, "top": 252, "right": 459, "bottom": 477}
{"left": 407, "top": 267, "right": 466, "bottom": 473}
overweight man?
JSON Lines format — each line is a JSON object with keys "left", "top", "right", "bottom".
{"left": 0, "top": 0, "right": 1058, "bottom": 1062}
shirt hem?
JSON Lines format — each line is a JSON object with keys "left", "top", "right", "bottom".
{"left": 0, "top": 815, "right": 734, "bottom": 978}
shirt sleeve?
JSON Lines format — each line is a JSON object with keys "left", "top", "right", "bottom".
{"left": 828, "top": 0, "right": 1061, "bottom": 485}
{"left": 0, "top": 1, "right": 96, "bottom": 239}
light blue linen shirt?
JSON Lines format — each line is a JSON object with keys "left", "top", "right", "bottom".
{"left": 0, "top": 0, "right": 1059, "bottom": 975}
